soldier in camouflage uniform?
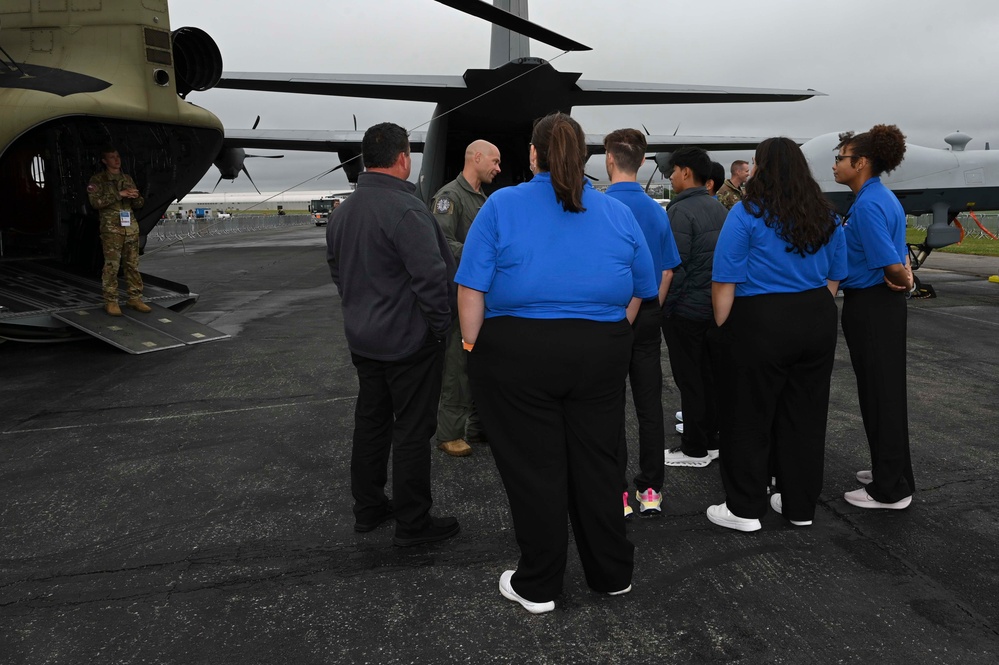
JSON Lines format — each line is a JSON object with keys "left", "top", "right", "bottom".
{"left": 431, "top": 140, "right": 501, "bottom": 457}
{"left": 715, "top": 159, "right": 751, "bottom": 211}
{"left": 87, "top": 147, "right": 151, "bottom": 316}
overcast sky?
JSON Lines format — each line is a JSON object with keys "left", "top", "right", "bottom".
{"left": 169, "top": 0, "right": 999, "bottom": 194}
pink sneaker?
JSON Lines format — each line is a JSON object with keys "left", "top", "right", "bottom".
{"left": 623, "top": 491, "right": 633, "bottom": 519}
{"left": 636, "top": 488, "right": 663, "bottom": 515}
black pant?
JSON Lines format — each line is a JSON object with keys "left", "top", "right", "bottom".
{"left": 350, "top": 333, "right": 445, "bottom": 532}
{"left": 714, "top": 288, "right": 838, "bottom": 520}
{"left": 618, "top": 300, "right": 666, "bottom": 493}
{"left": 468, "top": 316, "right": 635, "bottom": 602}
{"left": 662, "top": 313, "right": 718, "bottom": 457}
{"left": 842, "top": 284, "right": 915, "bottom": 503}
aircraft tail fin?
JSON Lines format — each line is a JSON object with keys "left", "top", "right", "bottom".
{"left": 490, "top": 0, "right": 530, "bottom": 68}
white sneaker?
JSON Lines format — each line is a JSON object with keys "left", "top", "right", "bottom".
{"left": 707, "top": 449, "right": 719, "bottom": 461}
{"left": 856, "top": 470, "right": 873, "bottom": 485}
{"left": 843, "top": 488, "right": 911, "bottom": 510}
{"left": 675, "top": 411, "right": 683, "bottom": 423}
{"left": 706, "top": 503, "right": 762, "bottom": 532}
{"left": 664, "top": 447, "right": 711, "bottom": 468}
{"left": 675, "top": 422, "right": 683, "bottom": 435}
{"left": 499, "top": 570, "right": 555, "bottom": 614}
{"left": 608, "top": 585, "right": 631, "bottom": 596}
{"left": 769, "top": 493, "right": 812, "bottom": 526}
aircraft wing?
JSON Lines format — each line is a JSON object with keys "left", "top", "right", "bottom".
{"left": 572, "top": 79, "right": 823, "bottom": 105}
{"left": 223, "top": 130, "right": 427, "bottom": 152}
{"left": 217, "top": 73, "right": 822, "bottom": 107}
{"left": 585, "top": 134, "right": 811, "bottom": 153}
{"left": 216, "top": 73, "right": 466, "bottom": 102}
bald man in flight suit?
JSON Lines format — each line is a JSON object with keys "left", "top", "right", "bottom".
{"left": 431, "top": 140, "right": 501, "bottom": 457}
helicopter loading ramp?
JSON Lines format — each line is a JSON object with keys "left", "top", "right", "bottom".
{"left": 53, "top": 303, "right": 229, "bottom": 354}
{"left": 0, "top": 260, "right": 228, "bottom": 353}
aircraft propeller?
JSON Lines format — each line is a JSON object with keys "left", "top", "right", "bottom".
{"left": 213, "top": 117, "right": 284, "bottom": 193}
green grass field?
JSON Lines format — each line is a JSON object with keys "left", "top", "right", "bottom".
{"left": 906, "top": 228, "right": 999, "bottom": 257}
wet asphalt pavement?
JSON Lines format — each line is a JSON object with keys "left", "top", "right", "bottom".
{"left": 1, "top": 226, "right": 997, "bottom": 664}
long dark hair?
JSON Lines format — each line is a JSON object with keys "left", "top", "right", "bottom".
{"left": 836, "top": 124, "right": 906, "bottom": 176}
{"left": 742, "top": 137, "right": 838, "bottom": 257}
{"left": 532, "top": 113, "right": 587, "bottom": 213}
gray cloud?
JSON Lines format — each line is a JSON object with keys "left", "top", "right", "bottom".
{"left": 170, "top": 0, "right": 999, "bottom": 193}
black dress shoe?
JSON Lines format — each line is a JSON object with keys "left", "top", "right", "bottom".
{"left": 392, "top": 516, "right": 460, "bottom": 547}
{"left": 354, "top": 501, "right": 394, "bottom": 533}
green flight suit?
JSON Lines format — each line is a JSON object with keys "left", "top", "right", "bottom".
{"left": 87, "top": 170, "right": 145, "bottom": 303}
{"left": 716, "top": 179, "right": 743, "bottom": 211}
{"left": 431, "top": 173, "right": 487, "bottom": 443}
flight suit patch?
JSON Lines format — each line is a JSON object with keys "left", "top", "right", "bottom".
{"left": 435, "top": 197, "right": 454, "bottom": 214}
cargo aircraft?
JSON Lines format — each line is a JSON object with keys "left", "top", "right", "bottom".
{"left": 0, "top": 0, "right": 823, "bottom": 347}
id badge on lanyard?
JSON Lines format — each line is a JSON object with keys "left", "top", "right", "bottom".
{"left": 120, "top": 210, "right": 131, "bottom": 227}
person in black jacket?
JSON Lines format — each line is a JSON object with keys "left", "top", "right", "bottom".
{"left": 327, "top": 122, "right": 460, "bottom": 547}
{"left": 662, "top": 147, "right": 729, "bottom": 468}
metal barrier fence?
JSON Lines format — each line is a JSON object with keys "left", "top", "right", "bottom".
{"left": 147, "top": 215, "right": 315, "bottom": 243}
{"left": 908, "top": 212, "right": 999, "bottom": 239}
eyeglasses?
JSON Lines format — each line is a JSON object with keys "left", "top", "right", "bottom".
{"left": 833, "top": 154, "right": 856, "bottom": 163}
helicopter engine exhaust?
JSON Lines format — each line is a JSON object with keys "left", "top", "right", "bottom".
{"left": 171, "top": 27, "right": 223, "bottom": 98}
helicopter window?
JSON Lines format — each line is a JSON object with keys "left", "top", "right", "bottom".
{"left": 30, "top": 155, "right": 45, "bottom": 189}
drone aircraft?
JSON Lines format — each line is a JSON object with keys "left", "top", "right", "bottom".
{"left": 648, "top": 130, "right": 997, "bottom": 276}
{"left": 802, "top": 131, "right": 996, "bottom": 269}
{"left": 0, "top": 0, "right": 822, "bottom": 346}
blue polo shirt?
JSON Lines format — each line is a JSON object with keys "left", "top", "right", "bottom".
{"left": 605, "top": 182, "right": 682, "bottom": 285}
{"left": 841, "top": 177, "right": 907, "bottom": 289}
{"left": 713, "top": 201, "right": 848, "bottom": 296}
{"left": 456, "top": 173, "right": 658, "bottom": 321}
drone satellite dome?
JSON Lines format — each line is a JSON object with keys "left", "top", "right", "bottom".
{"left": 944, "top": 131, "right": 972, "bottom": 152}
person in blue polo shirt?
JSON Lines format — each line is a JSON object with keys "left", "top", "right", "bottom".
{"left": 456, "top": 113, "right": 658, "bottom": 614}
{"left": 833, "top": 124, "right": 915, "bottom": 511}
{"left": 603, "top": 128, "right": 681, "bottom": 519}
{"left": 707, "top": 137, "right": 847, "bottom": 532}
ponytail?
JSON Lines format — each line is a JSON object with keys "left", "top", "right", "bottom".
{"left": 532, "top": 113, "right": 588, "bottom": 213}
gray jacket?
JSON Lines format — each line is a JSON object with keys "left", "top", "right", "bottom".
{"left": 327, "top": 172, "right": 456, "bottom": 361}
{"left": 664, "top": 186, "right": 728, "bottom": 321}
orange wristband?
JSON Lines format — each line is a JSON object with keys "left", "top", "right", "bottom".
{"left": 462, "top": 340, "right": 474, "bottom": 352}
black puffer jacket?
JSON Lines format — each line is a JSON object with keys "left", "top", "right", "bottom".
{"left": 664, "top": 187, "right": 728, "bottom": 321}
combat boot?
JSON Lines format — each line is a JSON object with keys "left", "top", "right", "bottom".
{"left": 126, "top": 298, "right": 152, "bottom": 313}
{"left": 105, "top": 302, "right": 122, "bottom": 316}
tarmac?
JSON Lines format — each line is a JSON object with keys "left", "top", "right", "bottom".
{"left": 1, "top": 225, "right": 997, "bottom": 664}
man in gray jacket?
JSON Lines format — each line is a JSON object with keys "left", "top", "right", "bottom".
{"left": 662, "top": 147, "right": 729, "bottom": 468}
{"left": 327, "top": 122, "right": 460, "bottom": 547}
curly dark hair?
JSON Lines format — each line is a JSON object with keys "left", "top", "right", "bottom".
{"left": 836, "top": 124, "right": 906, "bottom": 176}
{"left": 742, "top": 137, "right": 839, "bottom": 257}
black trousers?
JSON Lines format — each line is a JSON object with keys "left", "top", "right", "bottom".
{"left": 713, "top": 288, "right": 838, "bottom": 520}
{"left": 662, "top": 313, "right": 718, "bottom": 457}
{"left": 618, "top": 299, "right": 666, "bottom": 493}
{"left": 350, "top": 333, "right": 445, "bottom": 532}
{"left": 842, "top": 284, "right": 915, "bottom": 503}
{"left": 468, "top": 316, "right": 635, "bottom": 602}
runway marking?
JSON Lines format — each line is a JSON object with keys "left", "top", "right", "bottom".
{"left": 912, "top": 307, "right": 999, "bottom": 327}
{"left": 1, "top": 397, "right": 356, "bottom": 435}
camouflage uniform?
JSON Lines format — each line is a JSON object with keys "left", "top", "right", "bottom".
{"left": 431, "top": 173, "right": 487, "bottom": 443}
{"left": 87, "top": 170, "right": 145, "bottom": 303}
{"left": 716, "top": 179, "right": 744, "bottom": 211}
